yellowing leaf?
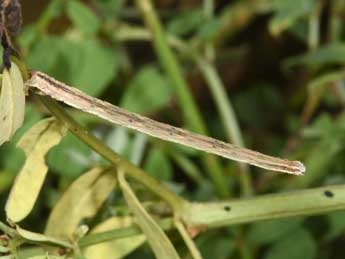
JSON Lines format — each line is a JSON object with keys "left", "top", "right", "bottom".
{"left": 118, "top": 170, "right": 180, "bottom": 259}
{"left": 83, "top": 217, "right": 146, "bottom": 259}
{"left": 6, "top": 118, "right": 67, "bottom": 222}
{"left": 45, "top": 167, "right": 117, "bottom": 239}
{"left": 16, "top": 225, "right": 72, "bottom": 248}
{"left": 0, "top": 62, "right": 26, "bottom": 145}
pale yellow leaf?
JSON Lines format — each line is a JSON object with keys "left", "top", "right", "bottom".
{"left": 84, "top": 217, "right": 146, "bottom": 259}
{"left": 118, "top": 170, "right": 180, "bottom": 259}
{"left": 0, "top": 62, "right": 26, "bottom": 145}
{"left": 16, "top": 225, "right": 72, "bottom": 248}
{"left": 5, "top": 118, "right": 67, "bottom": 222}
{"left": 45, "top": 167, "right": 117, "bottom": 239}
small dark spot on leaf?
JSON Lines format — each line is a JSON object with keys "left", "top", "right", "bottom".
{"left": 2, "top": 116, "right": 7, "bottom": 121}
{"left": 224, "top": 205, "right": 231, "bottom": 212}
{"left": 324, "top": 190, "right": 334, "bottom": 198}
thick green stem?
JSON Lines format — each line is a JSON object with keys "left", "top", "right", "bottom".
{"left": 183, "top": 185, "right": 345, "bottom": 228}
{"left": 38, "top": 96, "right": 186, "bottom": 211}
{"left": 79, "top": 184, "right": 345, "bottom": 247}
{"left": 135, "top": 0, "right": 229, "bottom": 197}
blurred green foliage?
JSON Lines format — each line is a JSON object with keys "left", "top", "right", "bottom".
{"left": 1, "top": 0, "right": 345, "bottom": 258}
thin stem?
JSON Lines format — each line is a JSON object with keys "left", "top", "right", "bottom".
{"left": 38, "top": 96, "right": 186, "bottom": 211}
{"left": 308, "top": 0, "right": 323, "bottom": 52}
{"left": 197, "top": 60, "right": 253, "bottom": 196}
{"left": 0, "top": 222, "right": 16, "bottom": 237}
{"left": 174, "top": 220, "right": 203, "bottom": 259}
{"left": 203, "top": 0, "right": 215, "bottom": 61}
{"left": 135, "top": 0, "right": 230, "bottom": 197}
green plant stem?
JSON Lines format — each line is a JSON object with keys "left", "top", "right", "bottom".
{"left": 197, "top": 60, "right": 253, "bottom": 196}
{"left": 174, "top": 220, "right": 203, "bottom": 259}
{"left": 203, "top": 0, "right": 215, "bottom": 61}
{"left": 308, "top": 0, "right": 323, "bottom": 52}
{"left": 135, "top": 0, "right": 229, "bottom": 198}
{"left": 0, "top": 221, "right": 16, "bottom": 237}
{"left": 38, "top": 96, "right": 187, "bottom": 211}
{"left": 79, "top": 184, "right": 345, "bottom": 247}
{"left": 183, "top": 185, "right": 345, "bottom": 228}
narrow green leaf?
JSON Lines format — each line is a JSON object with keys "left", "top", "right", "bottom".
{"left": 118, "top": 170, "right": 180, "bottom": 259}
{"left": 16, "top": 226, "right": 72, "bottom": 248}
{"left": 45, "top": 167, "right": 117, "bottom": 239}
{"left": 83, "top": 216, "right": 146, "bottom": 259}
{"left": 0, "top": 62, "right": 26, "bottom": 146}
{"left": 5, "top": 118, "right": 67, "bottom": 222}
{"left": 67, "top": 0, "right": 101, "bottom": 35}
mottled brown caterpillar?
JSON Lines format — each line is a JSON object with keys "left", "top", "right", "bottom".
{"left": 0, "top": 0, "right": 22, "bottom": 69}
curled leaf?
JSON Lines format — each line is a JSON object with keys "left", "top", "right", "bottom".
{"left": 118, "top": 170, "right": 180, "bottom": 259}
{"left": 0, "top": 61, "right": 25, "bottom": 146}
{"left": 83, "top": 217, "right": 146, "bottom": 259}
{"left": 45, "top": 167, "right": 117, "bottom": 239}
{"left": 5, "top": 118, "right": 67, "bottom": 222}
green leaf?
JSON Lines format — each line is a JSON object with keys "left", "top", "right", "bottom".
{"left": 285, "top": 43, "right": 345, "bottom": 68}
{"left": 294, "top": 138, "right": 341, "bottom": 188}
{"left": 302, "top": 72, "right": 345, "bottom": 121}
{"left": 1, "top": 104, "right": 43, "bottom": 174}
{"left": 0, "top": 62, "right": 26, "bottom": 146}
{"left": 269, "top": 0, "right": 314, "bottom": 36}
{"left": 324, "top": 211, "right": 345, "bottom": 241}
{"left": 36, "top": 0, "right": 64, "bottom": 30}
{"left": 69, "top": 40, "right": 118, "bottom": 97}
{"left": 167, "top": 8, "right": 204, "bottom": 36}
{"left": 6, "top": 118, "right": 67, "bottom": 222}
{"left": 144, "top": 148, "right": 173, "bottom": 181}
{"left": 83, "top": 216, "right": 146, "bottom": 259}
{"left": 26, "top": 36, "right": 62, "bottom": 74}
{"left": 47, "top": 132, "right": 94, "bottom": 179}
{"left": 118, "top": 170, "right": 180, "bottom": 259}
{"left": 27, "top": 36, "right": 117, "bottom": 99}
{"left": 247, "top": 218, "right": 303, "bottom": 246}
{"left": 45, "top": 167, "right": 117, "bottom": 239}
{"left": 264, "top": 228, "right": 316, "bottom": 259}
{"left": 16, "top": 225, "right": 72, "bottom": 248}
{"left": 121, "top": 66, "right": 172, "bottom": 114}
{"left": 67, "top": 0, "right": 101, "bottom": 35}
{"left": 198, "top": 234, "right": 234, "bottom": 259}
{"left": 95, "top": 0, "right": 125, "bottom": 18}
